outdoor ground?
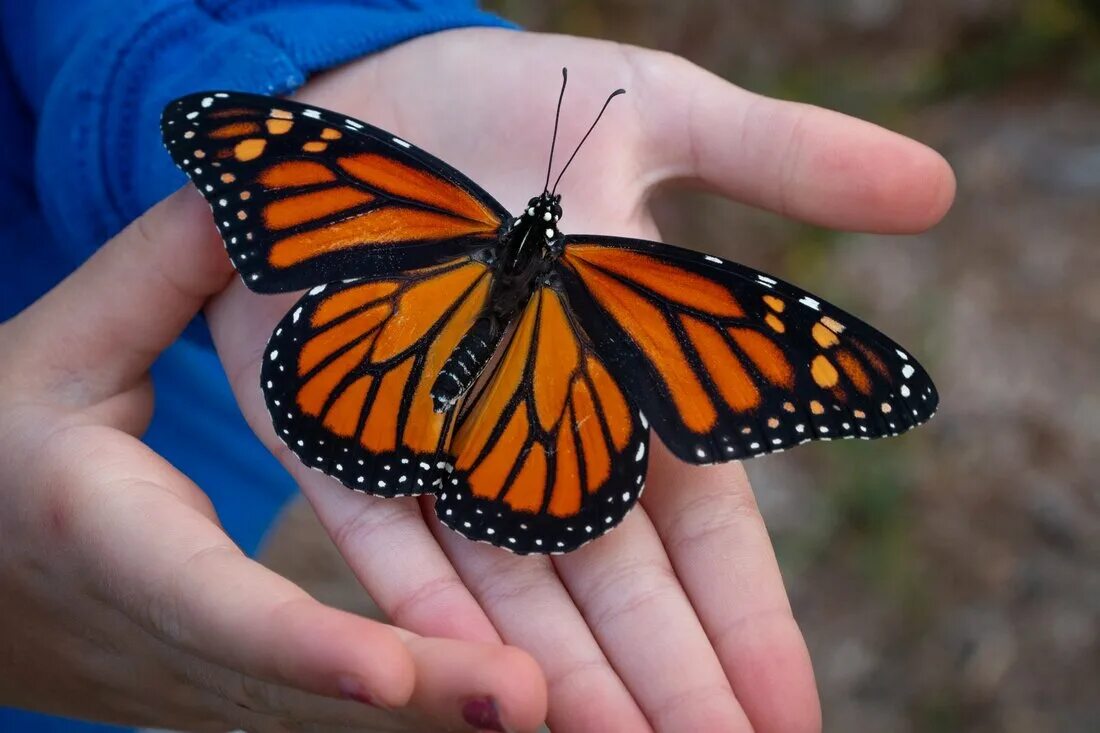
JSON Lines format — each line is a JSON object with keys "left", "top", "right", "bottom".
{"left": 261, "top": 2, "right": 1100, "bottom": 730}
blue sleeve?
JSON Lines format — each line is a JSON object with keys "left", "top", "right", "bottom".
{"left": 1, "top": 0, "right": 514, "bottom": 263}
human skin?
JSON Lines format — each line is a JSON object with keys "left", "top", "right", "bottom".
{"left": 0, "top": 188, "right": 546, "bottom": 733}
{"left": 210, "top": 27, "right": 954, "bottom": 732}
{"left": 0, "top": 27, "right": 953, "bottom": 733}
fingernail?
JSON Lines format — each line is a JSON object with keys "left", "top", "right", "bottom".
{"left": 337, "top": 676, "right": 381, "bottom": 708}
{"left": 462, "top": 696, "right": 510, "bottom": 732}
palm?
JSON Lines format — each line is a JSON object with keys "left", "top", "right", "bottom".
{"left": 208, "top": 27, "right": 952, "bottom": 732}
{"left": 308, "top": 29, "right": 665, "bottom": 234}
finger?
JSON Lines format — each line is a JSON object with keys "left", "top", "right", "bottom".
{"left": 191, "top": 632, "right": 546, "bottom": 732}
{"left": 58, "top": 442, "right": 416, "bottom": 708}
{"left": 18, "top": 187, "right": 232, "bottom": 401}
{"left": 553, "top": 510, "right": 752, "bottom": 732}
{"left": 209, "top": 277, "right": 545, "bottom": 729}
{"left": 431, "top": 526, "right": 652, "bottom": 733}
{"left": 401, "top": 633, "right": 547, "bottom": 732}
{"left": 297, "top": 466, "right": 503, "bottom": 645}
{"left": 642, "top": 441, "right": 821, "bottom": 733}
{"left": 635, "top": 51, "right": 955, "bottom": 233}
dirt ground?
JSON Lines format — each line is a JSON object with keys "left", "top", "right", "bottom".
{"left": 261, "top": 2, "right": 1100, "bottom": 731}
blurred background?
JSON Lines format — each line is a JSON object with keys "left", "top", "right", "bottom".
{"left": 260, "top": 1, "right": 1100, "bottom": 731}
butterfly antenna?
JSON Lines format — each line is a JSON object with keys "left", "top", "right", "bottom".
{"left": 551, "top": 87, "right": 626, "bottom": 196}
{"left": 544, "top": 68, "right": 568, "bottom": 194}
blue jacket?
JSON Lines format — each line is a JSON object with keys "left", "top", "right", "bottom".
{"left": 0, "top": 2, "right": 512, "bottom": 730}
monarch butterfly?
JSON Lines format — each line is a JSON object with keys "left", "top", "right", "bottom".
{"left": 161, "top": 70, "right": 937, "bottom": 555}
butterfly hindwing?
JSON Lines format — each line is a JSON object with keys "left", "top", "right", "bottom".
{"left": 437, "top": 285, "right": 649, "bottom": 554}
{"left": 556, "top": 236, "right": 937, "bottom": 464}
{"left": 262, "top": 256, "right": 493, "bottom": 496}
{"left": 162, "top": 92, "right": 508, "bottom": 293}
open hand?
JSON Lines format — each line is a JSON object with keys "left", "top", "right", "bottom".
{"left": 0, "top": 190, "right": 546, "bottom": 732}
{"left": 208, "top": 27, "right": 955, "bottom": 732}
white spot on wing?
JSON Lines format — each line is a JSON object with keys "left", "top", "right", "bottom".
{"left": 705, "top": 255, "right": 722, "bottom": 264}
{"left": 392, "top": 137, "right": 411, "bottom": 148}
{"left": 799, "top": 296, "right": 820, "bottom": 310}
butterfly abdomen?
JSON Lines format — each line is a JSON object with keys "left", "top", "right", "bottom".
{"left": 432, "top": 317, "right": 499, "bottom": 413}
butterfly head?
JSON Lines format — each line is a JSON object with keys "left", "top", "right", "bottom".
{"left": 523, "top": 192, "right": 563, "bottom": 228}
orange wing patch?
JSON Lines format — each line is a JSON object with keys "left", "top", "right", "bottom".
{"left": 267, "top": 207, "right": 495, "bottom": 269}
{"left": 403, "top": 274, "right": 492, "bottom": 453}
{"left": 533, "top": 291, "right": 580, "bottom": 431}
{"left": 312, "top": 281, "right": 398, "bottom": 327}
{"left": 296, "top": 337, "right": 374, "bottom": 417}
{"left": 260, "top": 257, "right": 492, "bottom": 499}
{"left": 338, "top": 153, "right": 500, "bottom": 228}
{"left": 567, "top": 246, "right": 743, "bottom": 317}
{"left": 564, "top": 255, "right": 717, "bottom": 433}
{"left": 680, "top": 315, "right": 760, "bottom": 412}
{"left": 465, "top": 404, "right": 529, "bottom": 499}
{"left": 361, "top": 358, "right": 414, "bottom": 452}
{"left": 548, "top": 407, "right": 583, "bottom": 517}
{"left": 438, "top": 287, "right": 649, "bottom": 554}
{"left": 259, "top": 161, "right": 337, "bottom": 189}
{"left": 210, "top": 121, "right": 261, "bottom": 139}
{"left": 503, "top": 444, "right": 548, "bottom": 513}
{"left": 728, "top": 328, "right": 793, "bottom": 389}
{"left": 323, "top": 375, "right": 373, "bottom": 437}
{"left": 299, "top": 303, "right": 389, "bottom": 374}
{"left": 263, "top": 187, "right": 374, "bottom": 230}
{"left": 371, "top": 262, "right": 487, "bottom": 363}
{"left": 451, "top": 289, "right": 646, "bottom": 512}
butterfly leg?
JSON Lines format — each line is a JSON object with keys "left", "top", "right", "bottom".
{"left": 547, "top": 235, "right": 566, "bottom": 259}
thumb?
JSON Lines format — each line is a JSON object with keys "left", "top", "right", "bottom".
{"left": 634, "top": 53, "right": 954, "bottom": 233}
{"left": 12, "top": 187, "right": 232, "bottom": 402}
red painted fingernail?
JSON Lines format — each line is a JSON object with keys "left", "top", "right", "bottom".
{"left": 462, "top": 696, "right": 510, "bottom": 732}
{"left": 337, "top": 676, "right": 379, "bottom": 708}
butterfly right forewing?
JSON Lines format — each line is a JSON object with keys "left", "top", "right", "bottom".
{"left": 556, "top": 235, "right": 937, "bottom": 464}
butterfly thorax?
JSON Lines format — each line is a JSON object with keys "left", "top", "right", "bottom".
{"left": 430, "top": 192, "right": 564, "bottom": 413}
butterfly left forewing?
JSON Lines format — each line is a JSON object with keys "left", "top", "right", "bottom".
{"left": 556, "top": 235, "right": 937, "bottom": 465}
{"left": 438, "top": 285, "right": 649, "bottom": 554}
{"left": 161, "top": 92, "right": 508, "bottom": 293}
